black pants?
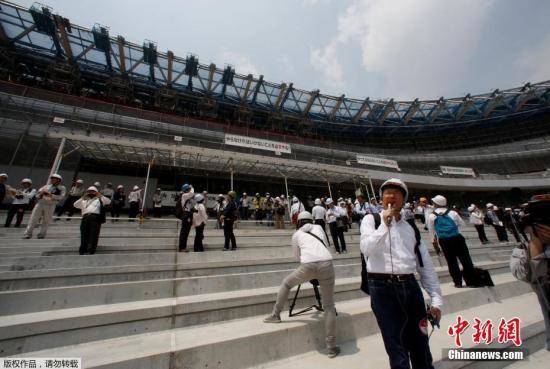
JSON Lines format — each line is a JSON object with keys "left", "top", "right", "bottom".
{"left": 493, "top": 225, "right": 508, "bottom": 242}
{"left": 507, "top": 226, "right": 521, "bottom": 242}
{"left": 111, "top": 202, "right": 123, "bottom": 220}
{"left": 438, "top": 234, "right": 475, "bottom": 286}
{"left": 194, "top": 223, "right": 205, "bottom": 252}
{"left": 474, "top": 224, "right": 489, "bottom": 243}
{"left": 315, "top": 219, "right": 330, "bottom": 245}
{"left": 179, "top": 219, "right": 192, "bottom": 251}
{"left": 329, "top": 222, "right": 346, "bottom": 252}
{"left": 56, "top": 195, "right": 79, "bottom": 217}
{"left": 5, "top": 204, "right": 27, "bottom": 227}
{"left": 241, "top": 207, "right": 249, "bottom": 220}
{"left": 153, "top": 206, "right": 162, "bottom": 218}
{"left": 79, "top": 214, "right": 102, "bottom": 255}
{"left": 224, "top": 219, "right": 237, "bottom": 250}
{"left": 370, "top": 278, "right": 434, "bottom": 369}
{"left": 128, "top": 201, "right": 139, "bottom": 220}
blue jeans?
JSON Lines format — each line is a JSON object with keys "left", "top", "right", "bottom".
{"left": 369, "top": 278, "right": 434, "bottom": 369}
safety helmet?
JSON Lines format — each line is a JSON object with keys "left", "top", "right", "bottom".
{"left": 21, "top": 178, "right": 32, "bottom": 184}
{"left": 87, "top": 186, "right": 98, "bottom": 192}
{"left": 181, "top": 183, "right": 191, "bottom": 192}
{"left": 379, "top": 178, "right": 408, "bottom": 201}
{"left": 194, "top": 194, "right": 204, "bottom": 203}
{"left": 50, "top": 173, "right": 62, "bottom": 181}
{"left": 133, "top": 185, "right": 139, "bottom": 190}
{"left": 76, "top": 179, "right": 84, "bottom": 184}
{"left": 314, "top": 198, "right": 321, "bottom": 205}
{"left": 227, "top": 191, "right": 237, "bottom": 199}
{"left": 468, "top": 205, "right": 475, "bottom": 212}
{"left": 297, "top": 211, "right": 313, "bottom": 222}
{"left": 325, "top": 198, "right": 334, "bottom": 205}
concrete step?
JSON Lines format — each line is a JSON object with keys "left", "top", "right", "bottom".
{"left": 259, "top": 291, "right": 545, "bottom": 369}
{"left": 0, "top": 260, "right": 510, "bottom": 316}
{"left": 505, "top": 348, "right": 550, "bottom": 368}
{"left": 5, "top": 274, "right": 538, "bottom": 368}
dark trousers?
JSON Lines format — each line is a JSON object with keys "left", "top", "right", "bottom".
{"left": 315, "top": 219, "right": 330, "bottom": 245}
{"left": 474, "top": 224, "right": 489, "bottom": 243}
{"left": 224, "top": 219, "right": 237, "bottom": 250}
{"left": 194, "top": 223, "right": 205, "bottom": 252}
{"left": 79, "top": 214, "right": 102, "bottom": 255}
{"left": 329, "top": 222, "right": 346, "bottom": 252}
{"left": 369, "top": 278, "right": 434, "bottom": 369}
{"left": 179, "top": 219, "right": 192, "bottom": 251}
{"left": 111, "top": 203, "right": 123, "bottom": 220}
{"left": 56, "top": 195, "right": 79, "bottom": 217}
{"left": 153, "top": 206, "right": 162, "bottom": 218}
{"left": 5, "top": 204, "right": 27, "bottom": 227}
{"left": 241, "top": 207, "right": 249, "bottom": 220}
{"left": 438, "top": 234, "right": 475, "bottom": 286}
{"left": 507, "top": 226, "right": 521, "bottom": 242}
{"left": 128, "top": 201, "right": 139, "bottom": 220}
{"left": 493, "top": 225, "right": 508, "bottom": 242}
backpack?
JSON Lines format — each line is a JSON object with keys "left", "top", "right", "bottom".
{"left": 360, "top": 213, "right": 423, "bottom": 294}
{"left": 174, "top": 194, "right": 192, "bottom": 222}
{"left": 434, "top": 209, "right": 460, "bottom": 239}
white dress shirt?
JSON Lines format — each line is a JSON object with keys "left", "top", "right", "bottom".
{"left": 312, "top": 205, "right": 327, "bottom": 220}
{"left": 74, "top": 195, "right": 111, "bottom": 216}
{"left": 427, "top": 207, "right": 465, "bottom": 240}
{"left": 290, "top": 202, "right": 305, "bottom": 217}
{"left": 354, "top": 202, "right": 369, "bottom": 217}
{"left": 469, "top": 210, "right": 484, "bottom": 225}
{"left": 292, "top": 223, "right": 333, "bottom": 263}
{"left": 360, "top": 213, "right": 443, "bottom": 309}
{"left": 325, "top": 206, "right": 345, "bottom": 223}
{"left": 193, "top": 203, "right": 208, "bottom": 227}
{"left": 11, "top": 188, "right": 36, "bottom": 205}
{"left": 128, "top": 190, "right": 141, "bottom": 203}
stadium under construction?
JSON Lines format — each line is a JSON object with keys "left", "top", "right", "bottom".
{"left": 0, "top": 0, "right": 549, "bottom": 205}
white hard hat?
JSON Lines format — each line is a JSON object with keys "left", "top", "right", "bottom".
{"left": 117, "top": 185, "right": 124, "bottom": 189}
{"left": 325, "top": 198, "right": 334, "bottom": 205}
{"left": 379, "top": 178, "right": 408, "bottom": 201}
{"left": 94, "top": 182, "right": 101, "bottom": 187}
{"left": 486, "top": 203, "right": 494, "bottom": 208}
{"left": 242, "top": 192, "right": 247, "bottom": 196}
{"left": 0, "top": 173, "right": 7, "bottom": 178}
{"left": 21, "top": 178, "right": 32, "bottom": 184}
{"left": 314, "top": 198, "right": 321, "bottom": 205}
{"left": 87, "top": 186, "right": 98, "bottom": 192}
{"left": 297, "top": 211, "right": 313, "bottom": 222}
{"left": 76, "top": 179, "right": 84, "bottom": 184}
{"left": 194, "top": 194, "right": 204, "bottom": 202}
{"left": 50, "top": 173, "right": 62, "bottom": 180}
{"left": 404, "top": 203, "right": 410, "bottom": 209}
{"left": 468, "top": 205, "right": 475, "bottom": 212}
{"left": 133, "top": 185, "right": 139, "bottom": 190}
{"left": 431, "top": 195, "right": 447, "bottom": 207}
{"left": 292, "top": 196, "right": 299, "bottom": 203}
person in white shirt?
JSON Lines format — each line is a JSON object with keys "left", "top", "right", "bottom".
{"left": 240, "top": 192, "right": 250, "bottom": 220}
{"left": 428, "top": 195, "right": 475, "bottom": 288}
{"left": 178, "top": 183, "right": 196, "bottom": 252}
{"left": 290, "top": 196, "right": 305, "bottom": 224}
{"left": 24, "top": 173, "right": 66, "bottom": 239}
{"left": 192, "top": 193, "right": 208, "bottom": 252}
{"left": 74, "top": 186, "right": 111, "bottom": 255}
{"left": 468, "top": 204, "right": 489, "bottom": 244}
{"left": 360, "top": 178, "right": 442, "bottom": 369}
{"left": 152, "top": 188, "right": 163, "bottom": 218}
{"left": 354, "top": 194, "right": 369, "bottom": 225}
{"left": 325, "top": 198, "right": 347, "bottom": 253}
{"left": 5, "top": 178, "right": 36, "bottom": 228}
{"left": 264, "top": 211, "right": 339, "bottom": 358}
{"left": 312, "top": 198, "right": 329, "bottom": 241}
{"left": 127, "top": 185, "right": 141, "bottom": 220}
{"left": 55, "top": 179, "right": 84, "bottom": 219}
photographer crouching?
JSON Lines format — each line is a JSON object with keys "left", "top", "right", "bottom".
{"left": 510, "top": 194, "right": 550, "bottom": 351}
{"left": 264, "top": 211, "right": 340, "bottom": 358}
{"left": 74, "top": 186, "right": 111, "bottom": 255}
{"left": 360, "top": 178, "right": 443, "bottom": 369}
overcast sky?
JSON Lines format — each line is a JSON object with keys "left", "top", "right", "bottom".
{"left": 16, "top": 0, "right": 550, "bottom": 100}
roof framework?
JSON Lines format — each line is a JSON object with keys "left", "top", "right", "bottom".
{"left": 0, "top": 0, "right": 549, "bottom": 130}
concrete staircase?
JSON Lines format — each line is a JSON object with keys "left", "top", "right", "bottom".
{"left": 0, "top": 214, "right": 542, "bottom": 368}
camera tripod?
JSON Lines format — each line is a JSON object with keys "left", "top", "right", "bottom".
{"left": 288, "top": 280, "right": 324, "bottom": 317}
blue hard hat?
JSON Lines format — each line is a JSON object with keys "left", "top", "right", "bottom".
{"left": 181, "top": 183, "right": 191, "bottom": 192}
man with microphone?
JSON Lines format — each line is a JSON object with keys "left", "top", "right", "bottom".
{"left": 360, "top": 178, "right": 443, "bottom": 369}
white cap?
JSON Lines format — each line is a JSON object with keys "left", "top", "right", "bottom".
{"left": 468, "top": 205, "right": 475, "bottom": 212}
{"left": 93, "top": 182, "right": 101, "bottom": 187}
{"left": 133, "top": 185, "right": 139, "bottom": 190}
{"left": 486, "top": 203, "right": 494, "bottom": 208}
{"left": 325, "top": 198, "right": 334, "bottom": 205}
{"left": 431, "top": 195, "right": 447, "bottom": 207}
{"left": 87, "top": 186, "right": 98, "bottom": 192}
{"left": 0, "top": 173, "right": 7, "bottom": 178}
{"left": 50, "top": 173, "right": 62, "bottom": 180}
{"left": 314, "top": 198, "right": 321, "bottom": 205}
{"left": 76, "top": 179, "right": 84, "bottom": 184}
{"left": 194, "top": 194, "right": 204, "bottom": 202}
{"left": 379, "top": 178, "right": 408, "bottom": 201}
{"left": 297, "top": 211, "right": 313, "bottom": 222}
{"left": 117, "top": 185, "right": 124, "bottom": 189}
{"left": 21, "top": 178, "right": 32, "bottom": 184}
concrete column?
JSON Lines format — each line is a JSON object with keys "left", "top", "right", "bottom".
{"left": 141, "top": 157, "right": 154, "bottom": 216}
{"left": 48, "top": 137, "right": 66, "bottom": 184}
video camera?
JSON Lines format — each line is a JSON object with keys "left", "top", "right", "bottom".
{"left": 519, "top": 194, "right": 550, "bottom": 230}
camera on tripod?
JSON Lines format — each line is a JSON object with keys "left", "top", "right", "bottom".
{"left": 288, "top": 279, "right": 324, "bottom": 317}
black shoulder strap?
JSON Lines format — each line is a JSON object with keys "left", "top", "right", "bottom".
{"left": 305, "top": 231, "right": 328, "bottom": 248}
{"left": 372, "top": 212, "right": 381, "bottom": 229}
